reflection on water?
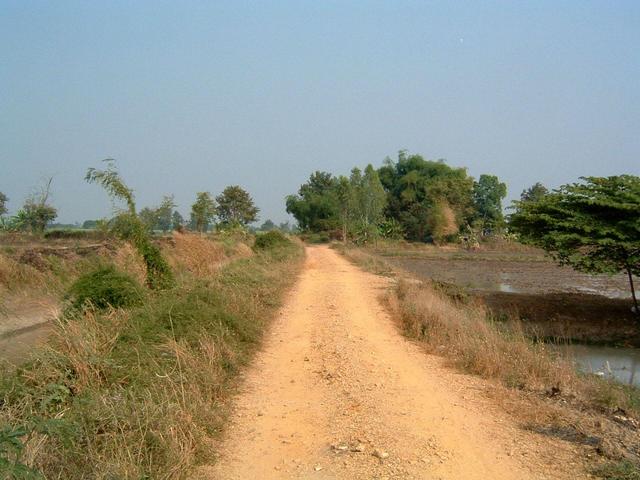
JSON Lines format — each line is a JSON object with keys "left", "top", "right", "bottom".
{"left": 498, "top": 283, "right": 517, "bottom": 293}
{"left": 561, "top": 344, "right": 640, "bottom": 387}
{"left": 497, "top": 274, "right": 518, "bottom": 293}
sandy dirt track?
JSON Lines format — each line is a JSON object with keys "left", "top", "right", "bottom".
{"left": 197, "top": 246, "right": 585, "bottom": 479}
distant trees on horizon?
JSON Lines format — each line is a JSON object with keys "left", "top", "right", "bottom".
{"left": 286, "top": 150, "right": 509, "bottom": 244}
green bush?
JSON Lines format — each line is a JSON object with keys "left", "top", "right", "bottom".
{"left": 592, "top": 460, "right": 640, "bottom": 480}
{"left": 66, "top": 265, "right": 144, "bottom": 310}
{"left": 253, "top": 230, "right": 292, "bottom": 251}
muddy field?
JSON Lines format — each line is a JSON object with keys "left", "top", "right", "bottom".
{"left": 379, "top": 249, "right": 630, "bottom": 298}
{"left": 376, "top": 246, "right": 640, "bottom": 346}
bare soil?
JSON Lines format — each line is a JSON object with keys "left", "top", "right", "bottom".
{"left": 197, "top": 246, "right": 588, "bottom": 479}
{"left": 0, "top": 296, "right": 57, "bottom": 364}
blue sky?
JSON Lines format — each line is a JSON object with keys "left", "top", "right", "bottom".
{"left": 2, "top": 1, "right": 639, "bottom": 224}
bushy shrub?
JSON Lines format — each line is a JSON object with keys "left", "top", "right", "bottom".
{"left": 253, "top": 231, "right": 291, "bottom": 250}
{"left": 66, "top": 265, "right": 143, "bottom": 310}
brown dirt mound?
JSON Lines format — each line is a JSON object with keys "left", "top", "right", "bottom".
{"left": 166, "top": 232, "right": 229, "bottom": 278}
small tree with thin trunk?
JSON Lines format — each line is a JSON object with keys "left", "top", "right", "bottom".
{"left": 190, "top": 192, "right": 216, "bottom": 233}
{"left": 86, "top": 160, "right": 174, "bottom": 290}
{"left": 17, "top": 177, "right": 57, "bottom": 234}
{"left": 510, "top": 175, "right": 640, "bottom": 315}
{"left": 473, "top": 174, "right": 507, "bottom": 233}
{"left": 156, "top": 195, "right": 176, "bottom": 233}
{"left": 216, "top": 186, "right": 259, "bottom": 228}
{"left": 172, "top": 211, "right": 185, "bottom": 231}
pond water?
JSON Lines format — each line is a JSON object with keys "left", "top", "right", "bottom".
{"left": 560, "top": 344, "right": 640, "bottom": 387}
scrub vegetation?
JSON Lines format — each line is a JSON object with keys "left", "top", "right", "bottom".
{"left": 0, "top": 161, "right": 303, "bottom": 479}
{"left": 0, "top": 232, "right": 303, "bottom": 479}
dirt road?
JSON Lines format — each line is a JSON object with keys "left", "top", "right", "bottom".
{"left": 198, "top": 246, "right": 585, "bottom": 479}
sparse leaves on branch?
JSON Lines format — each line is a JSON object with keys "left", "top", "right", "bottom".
{"left": 86, "top": 160, "right": 174, "bottom": 290}
{"left": 14, "top": 177, "right": 58, "bottom": 234}
{"left": 85, "top": 160, "right": 136, "bottom": 215}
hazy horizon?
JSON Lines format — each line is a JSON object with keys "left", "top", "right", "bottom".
{"left": 2, "top": 1, "right": 639, "bottom": 225}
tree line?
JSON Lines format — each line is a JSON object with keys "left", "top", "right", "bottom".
{"left": 286, "top": 151, "right": 639, "bottom": 312}
{"left": 286, "top": 150, "right": 508, "bottom": 244}
{"left": 0, "top": 172, "right": 260, "bottom": 235}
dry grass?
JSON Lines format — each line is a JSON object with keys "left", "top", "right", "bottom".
{"left": 388, "top": 279, "right": 577, "bottom": 391}
{"left": 0, "top": 236, "right": 303, "bottom": 479}
{"left": 0, "top": 253, "right": 47, "bottom": 292}
{"left": 111, "top": 242, "right": 147, "bottom": 285}
{"left": 164, "top": 232, "right": 250, "bottom": 279}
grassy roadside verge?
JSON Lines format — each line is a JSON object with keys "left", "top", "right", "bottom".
{"left": 335, "top": 244, "right": 640, "bottom": 479}
{"left": 0, "top": 238, "right": 304, "bottom": 479}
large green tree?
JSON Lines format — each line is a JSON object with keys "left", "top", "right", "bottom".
{"left": 510, "top": 175, "right": 640, "bottom": 313}
{"left": 190, "top": 192, "right": 216, "bottom": 233}
{"left": 286, "top": 172, "right": 340, "bottom": 232}
{"left": 378, "top": 151, "right": 474, "bottom": 241}
{"left": 473, "top": 174, "right": 507, "bottom": 232}
{"left": 216, "top": 186, "right": 259, "bottom": 227}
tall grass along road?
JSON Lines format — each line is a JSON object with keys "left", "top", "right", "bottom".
{"left": 197, "top": 245, "right": 583, "bottom": 479}
{"left": 0, "top": 234, "right": 304, "bottom": 479}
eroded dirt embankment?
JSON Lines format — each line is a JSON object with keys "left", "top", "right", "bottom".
{"left": 197, "top": 246, "right": 586, "bottom": 480}
{"left": 0, "top": 297, "right": 57, "bottom": 364}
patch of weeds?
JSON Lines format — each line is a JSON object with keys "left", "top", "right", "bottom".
{"left": 430, "top": 280, "right": 469, "bottom": 304}
{"left": 592, "top": 461, "right": 640, "bottom": 480}
{"left": 0, "top": 425, "right": 43, "bottom": 479}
